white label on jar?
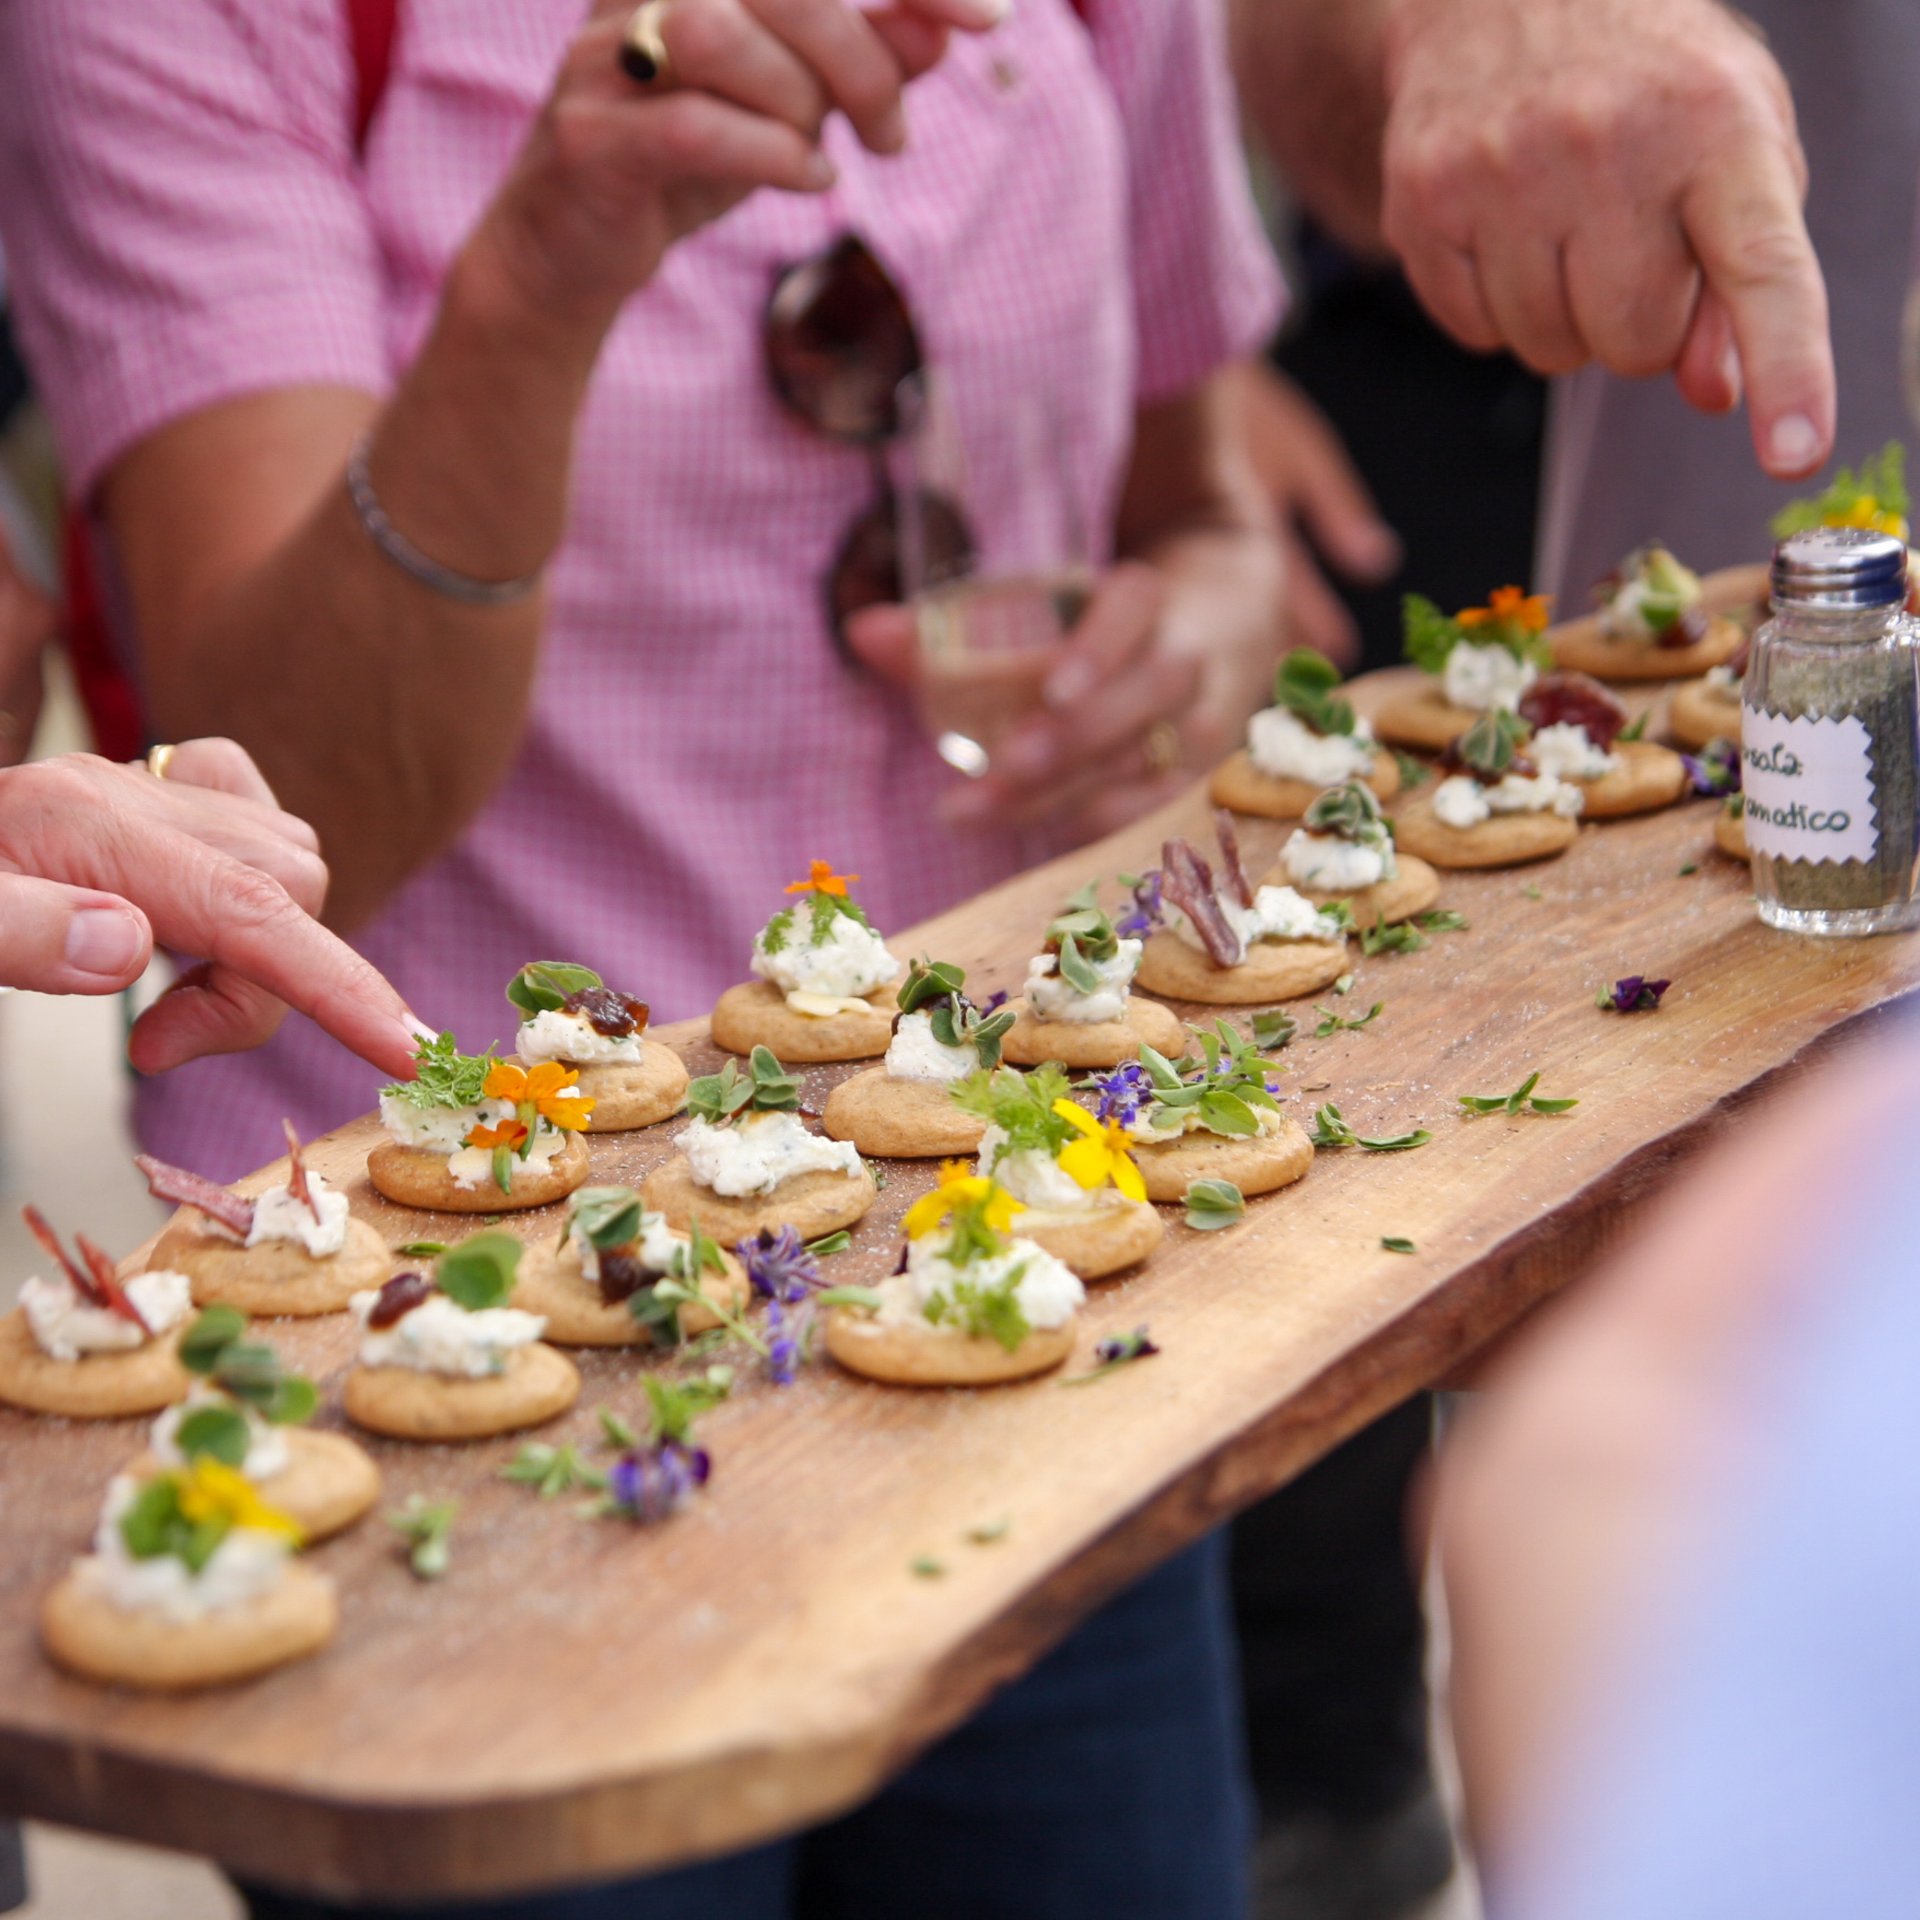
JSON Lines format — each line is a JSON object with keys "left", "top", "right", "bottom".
{"left": 1740, "top": 708, "right": 1879, "bottom": 865}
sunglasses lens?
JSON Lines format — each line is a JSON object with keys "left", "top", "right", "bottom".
{"left": 829, "top": 488, "right": 976, "bottom": 644}
{"left": 767, "top": 235, "right": 924, "bottom": 443}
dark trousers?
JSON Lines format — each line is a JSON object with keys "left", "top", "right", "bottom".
{"left": 1230, "top": 1398, "right": 1434, "bottom": 1823}
{"left": 243, "top": 1534, "right": 1251, "bottom": 1920}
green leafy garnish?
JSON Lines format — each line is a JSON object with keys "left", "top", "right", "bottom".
{"left": 817, "top": 1284, "right": 886, "bottom": 1312}
{"left": 1617, "top": 710, "right": 1650, "bottom": 743}
{"left": 923, "top": 1267, "right": 1032, "bottom": 1351}
{"left": 1252, "top": 1010, "right": 1298, "bottom": 1051}
{"left": 396, "top": 1240, "right": 448, "bottom": 1258}
{"left": 1303, "top": 779, "right": 1391, "bottom": 846}
{"left": 1313, "top": 1001, "right": 1383, "bottom": 1038}
{"left": 1046, "top": 892, "right": 1123, "bottom": 998}
{"left": 643, "top": 1369, "right": 734, "bottom": 1448}
{"left": 1183, "top": 1179, "right": 1245, "bottom": 1231}
{"left": 1772, "top": 441, "right": 1909, "bottom": 539}
{"left": 500, "top": 1443, "right": 606, "bottom": 1497}
{"left": 119, "top": 1474, "right": 232, "bottom": 1573}
{"left": 912, "top": 1554, "right": 947, "bottom": 1579}
{"left": 388, "top": 1497, "right": 457, "bottom": 1581}
{"left": 805, "top": 1230, "right": 851, "bottom": 1258}
{"left": 1390, "top": 748, "right": 1432, "bottom": 790}
{"left": 176, "top": 1308, "right": 317, "bottom": 1426}
{"left": 171, "top": 1404, "right": 252, "bottom": 1468}
{"left": 966, "top": 1516, "right": 1012, "bottom": 1544}
{"left": 1404, "top": 589, "right": 1552, "bottom": 673}
{"left": 1457, "top": 1072, "right": 1578, "bottom": 1117}
{"left": 1133, "top": 1024, "right": 1283, "bottom": 1139}
{"left": 565, "top": 1185, "right": 644, "bottom": 1253}
{"left": 953, "top": 1062, "right": 1076, "bottom": 1158}
{"left": 506, "top": 960, "right": 602, "bottom": 1018}
{"left": 1271, "top": 648, "right": 1357, "bottom": 737}
{"left": 1381, "top": 1236, "right": 1417, "bottom": 1255}
{"left": 435, "top": 1231, "right": 524, "bottom": 1312}
{"left": 1361, "top": 917, "right": 1427, "bottom": 957}
{"left": 1457, "top": 708, "right": 1530, "bottom": 779}
{"left": 687, "top": 1045, "right": 801, "bottom": 1122}
{"left": 1678, "top": 861, "right": 1699, "bottom": 877}
{"left": 1522, "top": 884, "right": 1544, "bottom": 902}
{"left": 598, "top": 1408, "right": 639, "bottom": 1451}
{"left": 1415, "top": 910, "right": 1469, "bottom": 934}
{"left": 896, "top": 956, "right": 1016, "bottom": 1066}
{"left": 383, "top": 1031, "right": 498, "bottom": 1113}
{"left": 1308, "top": 1104, "right": 1431, "bottom": 1152}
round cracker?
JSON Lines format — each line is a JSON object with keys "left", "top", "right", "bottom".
{"left": 562, "top": 1048, "right": 690, "bottom": 1133}
{"left": 1132, "top": 1117, "right": 1315, "bottom": 1204}
{"left": 709, "top": 980, "right": 897, "bottom": 1063}
{"left": 1551, "top": 611, "right": 1744, "bottom": 682}
{"left": 343, "top": 1341, "right": 580, "bottom": 1442}
{"left": 1282, "top": 854, "right": 1443, "bottom": 927}
{"left": 1391, "top": 796, "right": 1579, "bottom": 870}
{"left": 41, "top": 1562, "right": 337, "bottom": 1692}
{"left": 640, "top": 1156, "right": 877, "bottom": 1242}
{"left": 1373, "top": 684, "right": 1481, "bottom": 752}
{"left": 511, "top": 1240, "right": 749, "bottom": 1347}
{"left": 1015, "top": 1198, "right": 1164, "bottom": 1280}
{"left": 1134, "top": 930, "right": 1349, "bottom": 1006}
{"left": 1001, "top": 995, "right": 1188, "bottom": 1069}
{"left": 821, "top": 1070, "right": 987, "bottom": 1159}
{"left": 366, "top": 1132, "right": 591, "bottom": 1215}
{"left": 126, "top": 1429, "right": 381, "bottom": 1543}
{"left": 0, "top": 1311, "right": 190, "bottom": 1419}
{"left": 152, "top": 1215, "right": 391, "bottom": 1318}
{"left": 1574, "top": 740, "right": 1689, "bottom": 820}
{"left": 823, "top": 1310, "right": 1075, "bottom": 1387}
{"left": 1209, "top": 748, "right": 1399, "bottom": 821}
{"left": 1715, "top": 804, "right": 1750, "bottom": 862}
{"left": 1670, "top": 678, "right": 1741, "bottom": 750}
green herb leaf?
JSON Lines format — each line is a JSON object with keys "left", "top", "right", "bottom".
{"left": 500, "top": 1443, "right": 606, "bottom": 1498}
{"left": 643, "top": 1368, "right": 733, "bottom": 1448}
{"left": 1413, "top": 910, "right": 1469, "bottom": 933}
{"left": 805, "top": 1230, "right": 851, "bottom": 1258}
{"left": 1055, "top": 931, "right": 1104, "bottom": 997}
{"left": 1402, "top": 593, "right": 1464, "bottom": 674}
{"left": 1523, "top": 884, "right": 1544, "bottom": 902}
{"left": 1458, "top": 708, "right": 1529, "bottom": 779}
{"left": 1381, "top": 1236, "right": 1417, "bottom": 1255}
{"left": 1773, "top": 441, "right": 1909, "bottom": 538}
{"left": 1310, "top": 1104, "right": 1430, "bottom": 1152}
{"left": 911, "top": 1554, "right": 947, "bottom": 1579}
{"left": 567, "top": 1186, "right": 645, "bottom": 1253}
{"left": 965, "top": 1517, "right": 1012, "bottom": 1544}
{"left": 388, "top": 1496, "right": 457, "bottom": 1581}
{"left": 384, "top": 1031, "right": 498, "bottom": 1114}
{"left": 173, "top": 1404, "right": 252, "bottom": 1467}
{"left": 1313, "top": 1001, "right": 1383, "bottom": 1038}
{"left": 1361, "top": 917, "right": 1428, "bottom": 957}
{"left": 178, "top": 1305, "right": 247, "bottom": 1376}
{"left": 1303, "top": 780, "right": 1387, "bottom": 841}
{"left": 1252, "top": 1010, "right": 1298, "bottom": 1051}
{"left": 897, "top": 956, "right": 968, "bottom": 1017}
{"left": 506, "top": 960, "right": 603, "bottom": 1018}
{"left": 1617, "top": 710, "right": 1650, "bottom": 743}
{"left": 1457, "top": 1072, "right": 1578, "bottom": 1117}
{"left": 1183, "top": 1178, "right": 1245, "bottom": 1230}
{"left": 396, "top": 1241, "right": 448, "bottom": 1258}
{"left": 817, "top": 1284, "right": 886, "bottom": 1312}
{"left": 952, "top": 1063, "right": 1076, "bottom": 1158}
{"left": 1678, "top": 861, "right": 1699, "bottom": 877}
{"left": 598, "top": 1408, "right": 639, "bottom": 1451}
{"left": 1390, "top": 748, "right": 1432, "bottom": 790}
{"left": 435, "top": 1230, "right": 524, "bottom": 1312}
{"left": 923, "top": 1268, "right": 1032, "bottom": 1351}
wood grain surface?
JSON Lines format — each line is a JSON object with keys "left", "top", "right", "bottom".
{"left": 1, "top": 663, "right": 1913, "bottom": 1900}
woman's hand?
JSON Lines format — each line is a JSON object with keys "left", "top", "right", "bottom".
{"left": 467, "top": 0, "right": 1008, "bottom": 336}
{"left": 0, "top": 742, "right": 422, "bottom": 1078}
{"left": 0, "top": 529, "right": 51, "bottom": 771}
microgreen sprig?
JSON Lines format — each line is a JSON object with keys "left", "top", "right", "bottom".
{"left": 500, "top": 1443, "right": 606, "bottom": 1498}
{"left": 687, "top": 1046, "right": 801, "bottom": 1123}
{"left": 1308, "top": 1105, "right": 1431, "bottom": 1152}
{"left": 1313, "top": 1001, "right": 1383, "bottom": 1038}
{"left": 1457, "top": 1072, "right": 1578, "bottom": 1116}
{"left": 388, "top": 1497, "right": 458, "bottom": 1581}
{"left": 1183, "top": 1179, "right": 1245, "bottom": 1231}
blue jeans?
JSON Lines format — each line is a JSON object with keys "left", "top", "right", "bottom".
{"left": 242, "top": 1535, "right": 1250, "bottom": 1920}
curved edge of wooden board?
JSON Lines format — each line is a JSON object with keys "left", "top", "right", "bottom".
{"left": 3, "top": 997, "right": 1902, "bottom": 1900}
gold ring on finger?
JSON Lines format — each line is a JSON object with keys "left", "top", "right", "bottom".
{"left": 1142, "top": 720, "right": 1185, "bottom": 777}
{"left": 619, "top": 0, "right": 675, "bottom": 88}
{"left": 145, "top": 742, "right": 179, "bottom": 780}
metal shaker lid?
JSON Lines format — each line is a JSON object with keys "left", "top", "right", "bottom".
{"left": 1771, "top": 525, "right": 1909, "bottom": 612}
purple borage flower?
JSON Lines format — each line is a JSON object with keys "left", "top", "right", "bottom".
{"left": 765, "top": 1297, "right": 803, "bottom": 1387}
{"left": 978, "top": 988, "right": 1010, "bottom": 1016}
{"left": 1114, "top": 869, "right": 1165, "bottom": 940}
{"left": 739, "top": 1225, "right": 817, "bottom": 1304}
{"left": 1600, "top": 975, "right": 1670, "bottom": 1013}
{"left": 1681, "top": 738, "right": 1741, "bottom": 798}
{"left": 1090, "top": 1060, "right": 1153, "bottom": 1127}
{"left": 1093, "top": 1328, "right": 1159, "bottom": 1367}
{"left": 607, "top": 1440, "right": 711, "bottom": 1522}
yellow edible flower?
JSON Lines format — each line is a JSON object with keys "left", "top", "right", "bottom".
{"left": 1052, "top": 1100, "right": 1148, "bottom": 1203}
{"left": 483, "top": 1059, "right": 594, "bottom": 1130}
{"left": 785, "top": 859, "right": 858, "bottom": 898}
{"left": 176, "top": 1457, "right": 304, "bottom": 1545}
{"left": 1458, "top": 585, "right": 1551, "bottom": 635}
{"left": 1825, "top": 495, "right": 1910, "bottom": 539}
{"left": 903, "top": 1160, "right": 1025, "bottom": 1240}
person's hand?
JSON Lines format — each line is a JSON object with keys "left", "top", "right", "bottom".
{"left": 1380, "top": 0, "right": 1834, "bottom": 478}
{"left": 0, "top": 528, "right": 51, "bottom": 770}
{"left": 0, "top": 742, "right": 423, "bottom": 1078}
{"left": 1434, "top": 1037, "right": 1917, "bottom": 1861}
{"left": 466, "top": 0, "right": 1008, "bottom": 335}
{"left": 843, "top": 557, "right": 1267, "bottom": 842}
{"left": 1229, "top": 362, "right": 1400, "bottom": 670}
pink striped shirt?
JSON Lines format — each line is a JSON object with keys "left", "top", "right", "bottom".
{"left": 0, "top": 0, "right": 1281, "bottom": 1179}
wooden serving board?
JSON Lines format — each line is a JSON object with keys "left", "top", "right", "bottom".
{"left": 2, "top": 666, "right": 1915, "bottom": 1900}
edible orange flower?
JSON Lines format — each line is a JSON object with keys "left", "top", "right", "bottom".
{"left": 1052, "top": 1100, "right": 1147, "bottom": 1203}
{"left": 466, "top": 1118, "right": 530, "bottom": 1153}
{"left": 175, "top": 1457, "right": 304, "bottom": 1545}
{"left": 785, "top": 859, "right": 858, "bottom": 898}
{"left": 1458, "top": 585, "right": 1551, "bottom": 635}
{"left": 903, "top": 1160, "right": 1025, "bottom": 1240}
{"left": 483, "top": 1059, "right": 595, "bottom": 1130}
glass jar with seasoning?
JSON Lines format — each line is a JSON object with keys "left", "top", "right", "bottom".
{"left": 1742, "top": 526, "right": 1920, "bottom": 935}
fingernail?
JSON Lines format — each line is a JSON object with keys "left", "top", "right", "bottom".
{"left": 1768, "top": 413, "right": 1821, "bottom": 472}
{"left": 1044, "top": 661, "right": 1097, "bottom": 709}
{"left": 65, "top": 907, "right": 144, "bottom": 981}
{"left": 803, "top": 149, "right": 836, "bottom": 191}
{"left": 872, "top": 105, "right": 907, "bottom": 155}
{"left": 404, "top": 1013, "right": 441, "bottom": 1045}
{"left": 1718, "top": 340, "right": 1744, "bottom": 410}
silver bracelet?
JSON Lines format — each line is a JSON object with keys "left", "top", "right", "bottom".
{"left": 345, "top": 431, "right": 544, "bottom": 606}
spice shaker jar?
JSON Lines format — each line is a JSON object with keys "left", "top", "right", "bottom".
{"left": 1742, "top": 526, "right": 1920, "bottom": 935}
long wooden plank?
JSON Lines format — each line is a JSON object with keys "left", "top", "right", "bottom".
{"left": 1, "top": 666, "right": 1912, "bottom": 1899}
